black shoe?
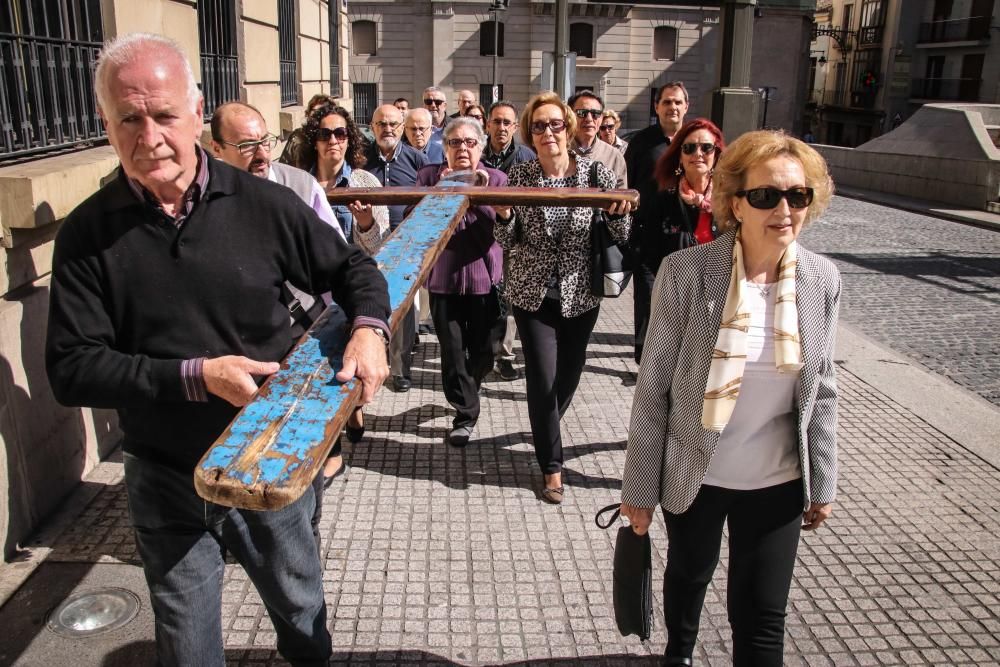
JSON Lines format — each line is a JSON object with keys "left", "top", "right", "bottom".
{"left": 447, "top": 423, "right": 474, "bottom": 447}
{"left": 418, "top": 323, "right": 432, "bottom": 335}
{"left": 393, "top": 375, "right": 412, "bottom": 392}
{"left": 345, "top": 424, "right": 366, "bottom": 443}
{"left": 496, "top": 359, "right": 518, "bottom": 381}
{"left": 322, "top": 458, "right": 348, "bottom": 489}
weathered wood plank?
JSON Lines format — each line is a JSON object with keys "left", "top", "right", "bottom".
{"left": 326, "top": 186, "right": 640, "bottom": 209}
{"left": 193, "top": 192, "right": 470, "bottom": 510}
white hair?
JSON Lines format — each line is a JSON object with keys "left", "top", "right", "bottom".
{"left": 405, "top": 108, "right": 433, "bottom": 124}
{"left": 95, "top": 32, "right": 201, "bottom": 115}
{"left": 443, "top": 117, "right": 486, "bottom": 147}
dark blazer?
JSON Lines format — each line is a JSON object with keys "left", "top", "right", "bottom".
{"left": 621, "top": 230, "right": 841, "bottom": 513}
{"left": 632, "top": 181, "right": 717, "bottom": 272}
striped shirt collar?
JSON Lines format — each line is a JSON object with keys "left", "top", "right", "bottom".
{"left": 125, "top": 146, "right": 210, "bottom": 227}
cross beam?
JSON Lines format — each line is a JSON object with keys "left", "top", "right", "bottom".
{"left": 194, "top": 182, "right": 638, "bottom": 510}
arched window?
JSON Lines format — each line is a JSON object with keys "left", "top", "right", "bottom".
{"left": 569, "top": 22, "right": 594, "bottom": 58}
{"left": 352, "top": 20, "right": 376, "bottom": 56}
{"left": 653, "top": 26, "right": 677, "bottom": 61}
{"left": 480, "top": 20, "right": 505, "bottom": 57}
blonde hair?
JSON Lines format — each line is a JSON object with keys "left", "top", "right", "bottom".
{"left": 519, "top": 91, "right": 577, "bottom": 146}
{"left": 602, "top": 109, "right": 621, "bottom": 127}
{"left": 712, "top": 130, "right": 834, "bottom": 232}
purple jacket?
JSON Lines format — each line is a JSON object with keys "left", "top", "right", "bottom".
{"left": 417, "top": 163, "right": 506, "bottom": 295}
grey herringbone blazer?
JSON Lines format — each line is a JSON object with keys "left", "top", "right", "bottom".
{"left": 621, "top": 229, "right": 841, "bottom": 514}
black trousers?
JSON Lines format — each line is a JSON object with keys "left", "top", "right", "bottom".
{"left": 663, "top": 480, "right": 804, "bottom": 666}
{"left": 632, "top": 262, "right": 656, "bottom": 365}
{"left": 430, "top": 293, "right": 499, "bottom": 428}
{"left": 513, "top": 298, "right": 600, "bottom": 475}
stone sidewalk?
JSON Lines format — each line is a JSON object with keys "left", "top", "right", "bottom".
{"left": 1, "top": 284, "right": 998, "bottom": 666}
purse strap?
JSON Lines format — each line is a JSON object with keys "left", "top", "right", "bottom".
{"left": 594, "top": 503, "right": 622, "bottom": 529}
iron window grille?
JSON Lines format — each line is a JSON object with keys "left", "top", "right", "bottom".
{"left": 199, "top": 0, "right": 238, "bottom": 120}
{"left": 352, "top": 82, "right": 377, "bottom": 126}
{"left": 0, "top": 0, "right": 105, "bottom": 161}
{"left": 278, "top": 0, "right": 297, "bottom": 107}
{"left": 569, "top": 22, "right": 594, "bottom": 59}
{"left": 480, "top": 20, "right": 504, "bottom": 57}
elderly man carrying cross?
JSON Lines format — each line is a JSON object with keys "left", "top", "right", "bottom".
{"left": 45, "top": 33, "right": 391, "bottom": 666}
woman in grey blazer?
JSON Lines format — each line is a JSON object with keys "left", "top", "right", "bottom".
{"left": 620, "top": 131, "right": 840, "bottom": 666}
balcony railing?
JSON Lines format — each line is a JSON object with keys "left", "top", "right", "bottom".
{"left": 0, "top": 32, "right": 106, "bottom": 160}
{"left": 918, "top": 16, "right": 992, "bottom": 43}
{"left": 857, "top": 24, "right": 884, "bottom": 47}
{"left": 811, "top": 87, "right": 880, "bottom": 110}
{"left": 911, "top": 77, "right": 983, "bottom": 102}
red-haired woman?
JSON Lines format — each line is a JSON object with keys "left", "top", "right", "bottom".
{"left": 632, "top": 118, "right": 725, "bottom": 364}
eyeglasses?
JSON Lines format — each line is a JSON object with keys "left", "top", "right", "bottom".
{"left": 574, "top": 108, "right": 603, "bottom": 119}
{"left": 735, "top": 186, "right": 815, "bottom": 210}
{"left": 445, "top": 137, "right": 480, "bottom": 149}
{"left": 681, "top": 142, "right": 717, "bottom": 155}
{"left": 316, "top": 127, "right": 349, "bottom": 143}
{"left": 222, "top": 134, "right": 278, "bottom": 156}
{"left": 423, "top": 98, "right": 446, "bottom": 107}
{"left": 407, "top": 125, "right": 430, "bottom": 135}
{"left": 490, "top": 118, "right": 515, "bottom": 127}
{"left": 598, "top": 124, "right": 616, "bottom": 132}
{"left": 467, "top": 114, "right": 484, "bottom": 122}
{"left": 371, "top": 120, "right": 402, "bottom": 131}
{"left": 529, "top": 119, "right": 567, "bottom": 135}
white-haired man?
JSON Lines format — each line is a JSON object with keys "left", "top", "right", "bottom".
{"left": 46, "top": 33, "right": 391, "bottom": 666}
{"left": 403, "top": 107, "right": 445, "bottom": 164}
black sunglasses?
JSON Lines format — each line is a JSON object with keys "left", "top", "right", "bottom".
{"left": 574, "top": 108, "right": 603, "bottom": 119}
{"left": 423, "top": 98, "right": 446, "bottom": 106}
{"left": 316, "top": 127, "right": 349, "bottom": 142}
{"left": 681, "top": 142, "right": 717, "bottom": 155}
{"left": 736, "top": 186, "right": 815, "bottom": 210}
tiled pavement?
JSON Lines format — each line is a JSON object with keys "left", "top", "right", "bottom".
{"left": 13, "top": 265, "right": 999, "bottom": 666}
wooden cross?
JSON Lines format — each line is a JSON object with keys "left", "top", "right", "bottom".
{"left": 194, "top": 179, "right": 639, "bottom": 511}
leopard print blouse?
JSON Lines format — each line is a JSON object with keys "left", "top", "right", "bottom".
{"left": 495, "top": 156, "right": 631, "bottom": 318}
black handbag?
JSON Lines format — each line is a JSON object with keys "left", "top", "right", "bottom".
{"left": 588, "top": 163, "right": 632, "bottom": 298}
{"left": 595, "top": 503, "right": 653, "bottom": 641}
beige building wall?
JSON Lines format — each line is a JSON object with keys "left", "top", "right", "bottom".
{"left": 0, "top": 0, "right": 345, "bottom": 564}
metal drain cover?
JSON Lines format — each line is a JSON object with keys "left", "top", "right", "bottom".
{"left": 46, "top": 588, "right": 141, "bottom": 638}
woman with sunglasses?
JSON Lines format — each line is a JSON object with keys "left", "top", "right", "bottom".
{"left": 411, "top": 117, "right": 507, "bottom": 447}
{"left": 493, "top": 91, "right": 632, "bottom": 505}
{"left": 620, "top": 130, "right": 840, "bottom": 666}
{"left": 631, "top": 118, "right": 725, "bottom": 364}
{"left": 598, "top": 110, "right": 628, "bottom": 154}
{"left": 462, "top": 103, "right": 487, "bottom": 128}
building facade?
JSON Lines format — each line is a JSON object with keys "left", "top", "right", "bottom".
{"left": 807, "top": 0, "right": 999, "bottom": 147}
{"left": 0, "top": 0, "right": 348, "bottom": 563}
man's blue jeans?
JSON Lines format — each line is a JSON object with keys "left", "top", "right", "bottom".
{"left": 123, "top": 452, "right": 331, "bottom": 667}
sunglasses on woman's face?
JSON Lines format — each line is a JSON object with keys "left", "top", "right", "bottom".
{"left": 736, "top": 186, "right": 815, "bottom": 210}
{"left": 317, "top": 127, "right": 349, "bottom": 142}
{"left": 680, "top": 142, "right": 717, "bottom": 155}
{"left": 599, "top": 124, "right": 616, "bottom": 132}
{"left": 529, "top": 119, "right": 567, "bottom": 135}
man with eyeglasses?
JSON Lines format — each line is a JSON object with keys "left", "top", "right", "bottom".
{"left": 364, "top": 104, "right": 428, "bottom": 392}
{"left": 422, "top": 86, "right": 448, "bottom": 150}
{"left": 568, "top": 91, "right": 627, "bottom": 188}
{"left": 403, "top": 108, "right": 445, "bottom": 164}
{"left": 481, "top": 101, "right": 535, "bottom": 382}
{"left": 448, "top": 89, "right": 477, "bottom": 120}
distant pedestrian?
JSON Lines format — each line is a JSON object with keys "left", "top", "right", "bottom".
{"left": 463, "top": 103, "right": 487, "bottom": 128}
{"left": 394, "top": 97, "right": 410, "bottom": 113}
{"left": 279, "top": 93, "right": 340, "bottom": 169}
{"left": 621, "top": 130, "right": 840, "bottom": 667}
{"left": 632, "top": 119, "right": 725, "bottom": 364}
{"left": 568, "top": 90, "right": 627, "bottom": 188}
{"left": 494, "top": 91, "right": 632, "bottom": 505}
{"left": 404, "top": 108, "right": 445, "bottom": 163}
{"left": 449, "top": 88, "right": 477, "bottom": 119}
{"left": 599, "top": 109, "right": 628, "bottom": 154}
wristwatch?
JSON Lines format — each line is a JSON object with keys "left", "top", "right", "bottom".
{"left": 355, "top": 325, "right": 390, "bottom": 347}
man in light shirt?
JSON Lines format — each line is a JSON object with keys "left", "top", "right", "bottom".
{"left": 568, "top": 90, "right": 627, "bottom": 188}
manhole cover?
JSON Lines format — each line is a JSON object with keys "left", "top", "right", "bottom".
{"left": 46, "top": 588, "right": 141, "bottom": 638}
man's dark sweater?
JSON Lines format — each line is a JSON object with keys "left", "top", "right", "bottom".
{"left": 46, "top": 159, "right": 391, "bottom": 471}
{"left": 624, "top": 124, "right": 672, "bottom": 193}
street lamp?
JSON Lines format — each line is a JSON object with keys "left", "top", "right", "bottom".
{"left": 490, "top": 0, "right": 509, "bottom": 104}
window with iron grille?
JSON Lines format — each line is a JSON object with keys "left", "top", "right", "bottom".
{"left": 858, "top": 0, "right": 884, "bottom": 46}
{"left": 278, "top": 0, "right": 297, "bottom": 107}
{"left": 653, "top": 26, "right": 677, "bottom": 61}
{"left": 569, "top": 23, "right": 594, "bottom": 59}
{"left": 0, "top": 0, "right": 104, "bottom": 161}
{"left": 479, "top": 84, "right": 503, "bottom": 106}
{"left": 329, "top": 0, "right": 341, "bottom": 96}
{"left": 199, "top": 0, "right": 239, "bottom": 120}
{"left": 480, "top": 20, "right": 504, "bottom": 57}
{"left": 353, "top": 83, "right": 377, "bottom": 125}
{"left": 352, "top": 20, "right": 376, "bottom": 56}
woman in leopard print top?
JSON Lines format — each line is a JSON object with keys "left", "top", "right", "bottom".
{"left": 494, "top": 91, "right": 631, "bottom": 505}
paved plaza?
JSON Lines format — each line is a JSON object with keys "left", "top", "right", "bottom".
{"left": 0, "top": 196, "right": 998, "bottom": 666}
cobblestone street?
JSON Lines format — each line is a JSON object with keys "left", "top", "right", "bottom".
{"left": 0, "top": 196, "right": 998, "bottom": 666}
{"left": 801, "top": 198, "right": 1000, "bottom": 405}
